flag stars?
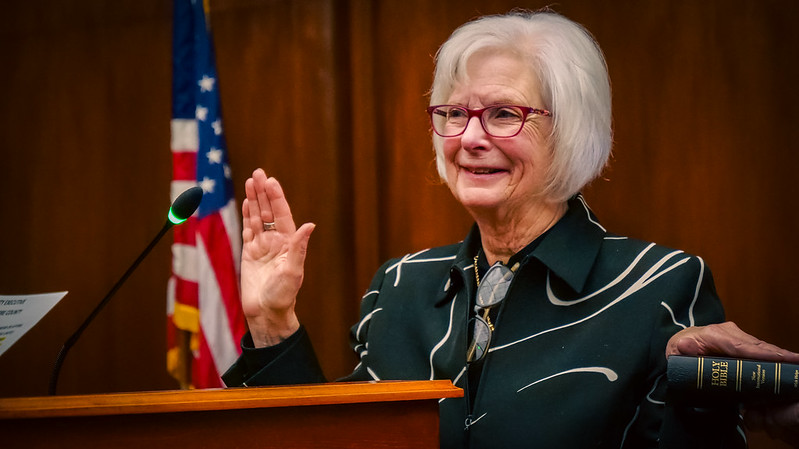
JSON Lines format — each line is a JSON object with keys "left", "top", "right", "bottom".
{"left": 207, "top": 148, "right": 223, "bottom": 164}
{"left": 196, "top": 105, "right": 209, "bottom": 121}
{"left": 198, "top": 75, "right": 216, "bottom": 92}
{"left": 199, "top": 176, "right": 216, "bottom": 194}
{"left": 212, "top": 119, "right": 222, "bottom": 136}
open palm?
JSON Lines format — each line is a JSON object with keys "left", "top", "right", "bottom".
{"left": 240, "top": 169, "right": 314, "bottom": 346}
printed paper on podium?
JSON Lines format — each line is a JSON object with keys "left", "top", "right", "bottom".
{"left": 0, "top": 292, "right": 67, "bottom": 357}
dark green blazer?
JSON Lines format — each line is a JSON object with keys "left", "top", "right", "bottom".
{"left": 224, "top": 195, "right": 744, "bottom": 448}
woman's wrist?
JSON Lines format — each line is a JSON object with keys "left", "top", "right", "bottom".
{"left": 246, "top": 311, "right": 301, "bottom": 348}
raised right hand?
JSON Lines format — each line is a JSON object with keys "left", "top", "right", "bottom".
{"left": 240, "top": 169, "right": 315, "bottom": 347}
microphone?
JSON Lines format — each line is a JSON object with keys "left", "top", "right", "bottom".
{"left": 48, "top": 186, "right": 203, "bottom": 395}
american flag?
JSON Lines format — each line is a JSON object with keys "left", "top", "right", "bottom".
{"left": 167, "top": 0, "right": 245, "bottom": 389}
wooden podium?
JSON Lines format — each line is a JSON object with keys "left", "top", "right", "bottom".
{"left": 0, "top": 380, "right": 462, "bottom": 448}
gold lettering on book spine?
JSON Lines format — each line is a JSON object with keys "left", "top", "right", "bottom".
{"left": 736, "top": 360, "right": 743, "bottom": 392}
{"left": 776, "top": 363, "right": 781, "bottom": 394}
{"left": 710, "top": 360, "right": 729, "bottom": 387}
{"left": 698, "top": 357, "right": 704, "bottom": 389}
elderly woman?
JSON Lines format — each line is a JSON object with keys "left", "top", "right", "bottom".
{"left": 223, "top": 10, "right": 744, "bottom": 448}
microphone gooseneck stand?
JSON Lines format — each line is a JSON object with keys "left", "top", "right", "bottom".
{"left": 48, "top": 186, "right": 203, "bottom": 395}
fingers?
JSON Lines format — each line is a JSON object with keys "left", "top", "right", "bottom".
{"left": 666, "top": 322, "right": 748, "bottom": 357}
{"left": 241, "top": 170, "right": 314, "bottom": 272}
{"left": 251, "top": 169, "right": 274, "bottom": 225}
{"left": 744, "top": 403, "right": 799, "bottom": 446}
{"left": 747, "top": 402, "right": 799, "bottom": 429}
{"left": 702, "top": 322, "right": 799, "bottom": 362}
{"left": 666, "top": 322, "right": 799, "bottom": 363}
{"left": 263, "top": 177, "right": 297, "bottom": 234}
{"left": 247, "top": 168, "right": 273, "bottom": 228}
{"left": 245, "top": 169, "right": 297, "bottom": 233}
{"left": 242, "top": 179, "right": 260, "bottom": 244}
{"left": 287, "top": 222, "right": 316, "bottom": 274}
{"left": 664, "top": 328, "right": 699, "bottom": 358}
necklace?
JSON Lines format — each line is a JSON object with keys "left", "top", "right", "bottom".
{"left": 473, "top": 252, "right": 495, "bottom": 331}
{"left": 473, "top": 254, "right": 481, "bottom": 287}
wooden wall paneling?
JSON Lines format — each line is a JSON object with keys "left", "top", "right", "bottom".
{"left": 209, "top": 0, "right": 358, "bottom": 380}
{"left": 347, "top": 0, "right": 383, "bottom": 301}
{"left": 369, "top": 1, "right": 483, "bottom": 261}
{"left": 581, "top": 1, "right": 799, "bottom": 351}
{"left": 0, "top": 2, "right": 176, "bottom": 396}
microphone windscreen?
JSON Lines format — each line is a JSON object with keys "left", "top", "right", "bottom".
{"left": 168, "top": 186, "right": 204, "bottom": 224}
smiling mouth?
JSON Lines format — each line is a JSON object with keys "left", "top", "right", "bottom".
{"left": 465, "top": 167, "right": 505, "bottom": 175}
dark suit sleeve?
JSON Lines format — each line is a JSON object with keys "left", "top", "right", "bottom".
{"left": 222, "top": 325, "right": 327, "bottom": 387}
{"left": 621, "top": 258, "right": 747, "bottom": 448}
{"left": 222, "top": 259, "right": 396, "bottom": 387}
{"left": 657, "top": 263, "right": 747, "bottom": 448}
{"left": 656, "top": 262, "right": 747, "bottom": 448}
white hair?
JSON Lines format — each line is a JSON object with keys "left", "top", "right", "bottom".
{"left": 430, "top": 10, "right": 612, "bottom": 202}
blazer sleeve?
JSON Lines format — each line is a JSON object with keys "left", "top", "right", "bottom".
{"left": 221, "top": 325, "right": 327, "bottom": 387}
{"left": 622, "top": 256, "right": 747, "bottom": 448}
{"left": 222, "top": 259, "right": 398, "bottom": 387}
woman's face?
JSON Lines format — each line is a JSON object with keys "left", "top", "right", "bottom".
{"left": 442, "top": 50, "right": 554, "bottom": 217}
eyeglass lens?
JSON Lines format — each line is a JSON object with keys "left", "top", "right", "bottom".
{"left": 467, "top": 316, "right": 492, "bottom": 363}
{"left": 431, "top": 106, "right": 527, "bottom": 137}
{"left": 476, "top": 263, "right": 514, "bottom": 308}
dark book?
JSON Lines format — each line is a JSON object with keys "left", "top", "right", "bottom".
{"left": 667, "top": 355, "right": 799, "bottom": 403}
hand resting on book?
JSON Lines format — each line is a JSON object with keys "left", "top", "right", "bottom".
{"left": 667, "top": 321, "right": 799, "bottom": 448}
